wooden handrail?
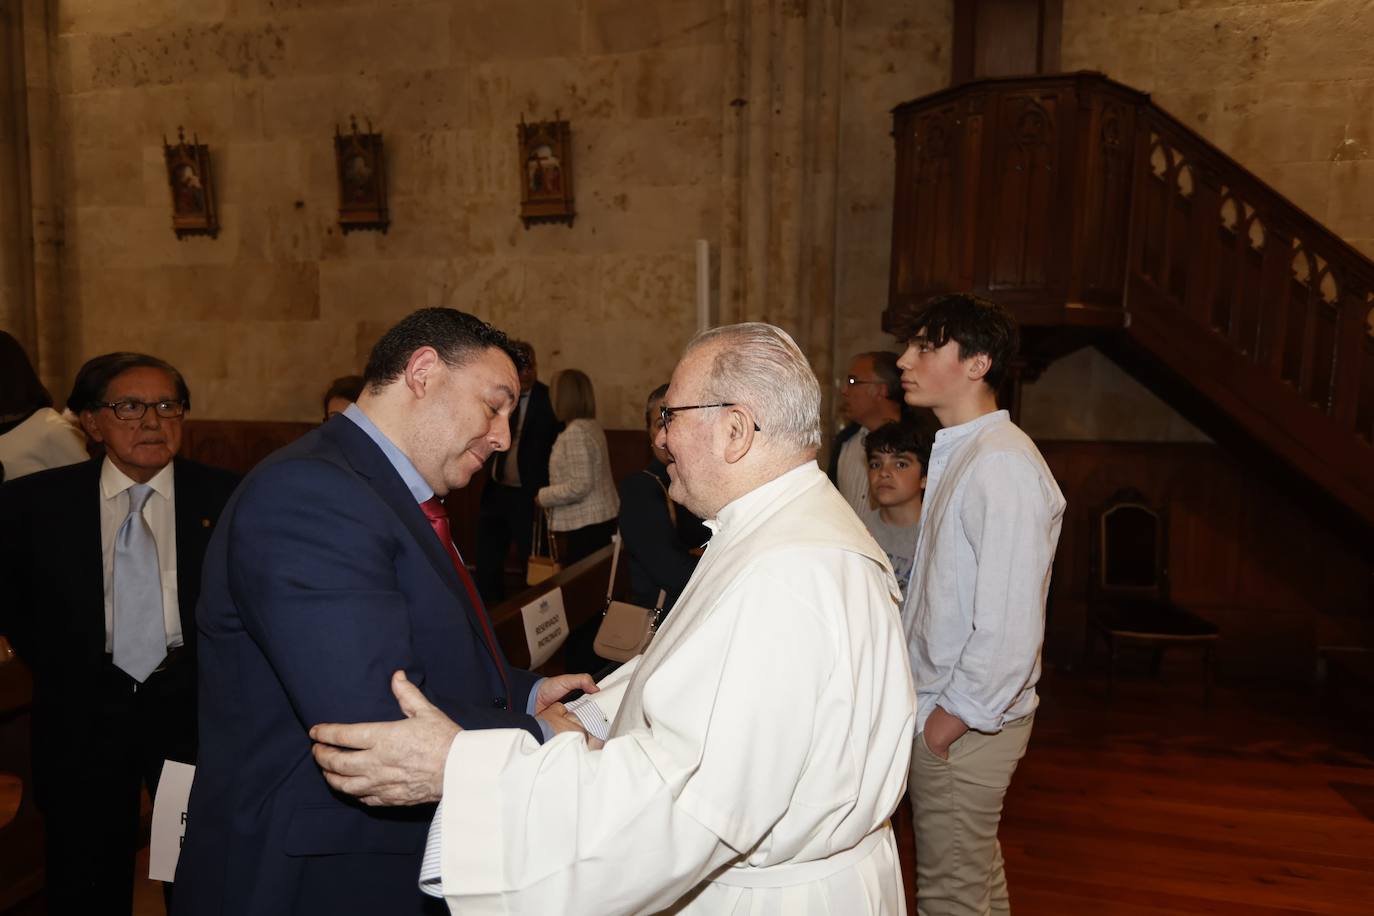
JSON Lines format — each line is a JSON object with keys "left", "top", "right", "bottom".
{"left": 885, "top": 72, "right": 1374, "bottom": 527}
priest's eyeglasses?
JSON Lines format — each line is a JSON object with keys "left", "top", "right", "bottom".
{"left": 96, "top": 399, "right": 188, "bottom": 420}
{"left": 660, "top": 402, "right": 761, "bottom": 432}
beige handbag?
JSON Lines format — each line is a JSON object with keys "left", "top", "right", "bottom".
{"left": 526, "top": 509, "right": 562, "bottom": 586}
{"left": 593, "top": 532, "right": 667, "bottom": 663}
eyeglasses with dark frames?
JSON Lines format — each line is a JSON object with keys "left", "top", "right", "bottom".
{"left": 844, "top": 375, "right": 886, "bottom": 388}
{"left": 95, "top": 399, "right": 187, "bottom": 421}
{"left": 659, "top": 402, "right": 761, "bottom": 432}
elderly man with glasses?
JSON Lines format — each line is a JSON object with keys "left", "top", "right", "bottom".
{"left": 310, "top": 322, "right": 916, "bottom": 915}
{"left": 831, "top": 351, "right": 905, "bottom": 519}
{"left": 0, "top": 351, "right": 238, "bottom": 915}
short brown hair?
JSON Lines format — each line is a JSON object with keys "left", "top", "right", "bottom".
{"left": 552, "top": 369, "right": 596, "bottom": 421}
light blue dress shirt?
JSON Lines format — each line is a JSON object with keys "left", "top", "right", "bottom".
{"left": 341, "top": 405, "right": 548, "bottom": 733}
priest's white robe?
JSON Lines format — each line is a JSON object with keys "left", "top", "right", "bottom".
{"left": 432, "top": 462, "right": 916, "bottom": 915}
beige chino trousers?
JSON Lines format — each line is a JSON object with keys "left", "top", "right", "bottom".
{"left": 908, "top": 714, "right": 1034, "bottom": 916}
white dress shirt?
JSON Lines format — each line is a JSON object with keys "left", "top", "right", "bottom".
{"left": 0, "top": 407, "right": 88, "bottom": 480}
{"left": 902, "top": 410, "right": 1065, "bottom": 734}
{"left": 100, "top": 458, "right": 182, "bottom": 652}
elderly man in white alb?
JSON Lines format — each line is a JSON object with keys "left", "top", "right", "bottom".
{"left": 311, "top": 322, "right": 916, "bottom": 915}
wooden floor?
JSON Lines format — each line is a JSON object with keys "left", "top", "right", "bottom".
{"left": 999, "top": 666, "right": 1374, "bottom": 915}
{"left": 6, "top": 663, "right": 1373, "bottom": 915}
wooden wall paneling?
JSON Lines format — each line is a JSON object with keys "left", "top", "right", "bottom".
{"left": 1255, "top": 221, "right": 1291, "bottom": 375}
{"left": 1310, "top": 296, "right": 1340, "bottom": 412}
{"left": 1237, "top": 235, "right": 1266, "bottom": 360}
{"left": 1038, "top": 439, "right": 1371, "bottom": 681}
{"left": 887, "top": 108, "right": 915, "bottom": 305}
{"left": 973, "top": 0, "right": 1042, "bottom": 80}
{"left": 1071, "top": 90, "right": 1133, "bottom": 306}
{"left": 1329, "top": 286, "right": 1365, "bottom": 429}
{"left": 953, "top": 0, "right": 1064, "bottom": 84}
{"left": 1357, "top": 324, "right": 1374, "bottom": 445}
{"left": 958, "top": 94, "right": 985, "bottom": 292}
{"left": 979, "top": 88, "right": 1070, "bottom": 300}
{"left": 180, "top": 419, "right": 315, "bottom": 475}
{"left": 1182, "top": 168, "right": 1222, "bottom": 327}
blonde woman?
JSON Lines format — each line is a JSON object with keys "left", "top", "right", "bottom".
{"left": 535, "top": 369, "right": 619, "bottom": 563}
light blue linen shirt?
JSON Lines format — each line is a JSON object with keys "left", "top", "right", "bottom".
{"left": 901, "top": 410, "right": 1065, "bottom": 734}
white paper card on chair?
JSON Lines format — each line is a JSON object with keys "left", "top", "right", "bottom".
{"left": 521, "top": 586, "right": 568, "bottom": 669}
{"left": 149, "top": 760, "right": 195, "bottom": 881}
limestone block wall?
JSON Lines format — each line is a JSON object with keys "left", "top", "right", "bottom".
{"left": 1062, "top": 0, "right": 1374, "bottom": 260}
{"left": 45, "top": 0, "right": 962, "bottom": 428}
{"left": 1027, "top": 1, "right": 1374, "bottom": 443}
{"left": 53, "top": 0, "right": 727, "bottom": 426}
{"left": 831, "top": 0, "right": 951, "bottom": 392}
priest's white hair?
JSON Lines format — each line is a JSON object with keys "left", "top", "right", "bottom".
{"left": 686, "top": 322, "right": 822, "bottom": 453}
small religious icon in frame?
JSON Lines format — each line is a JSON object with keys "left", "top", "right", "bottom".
{"left": 335, "top": 116, "right": 389, "bottom": 234}
{"left": 518, "top": 113, "right": 575, "bottom": 228}
{"left": 163, "top": 127, "right": 219, "bottom": 239}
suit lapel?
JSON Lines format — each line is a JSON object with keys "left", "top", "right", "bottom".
{"left": 172, "top": 459, "right": 211, "bottom": 650}
{"left": 323, "top": 419, "right": 501, "bottom": 655}
{"left": 70, "top": 460, "right": 107, "bottom": 655}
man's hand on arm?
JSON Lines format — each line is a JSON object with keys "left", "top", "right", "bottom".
{"left": 922, "top": 704, "right": 969, "bottom": 760}
{"left": 310, "top": 670, "right": 460, "bottom": 807}
{"left": 533, "top": 672, "right": 598, "bottom": 714}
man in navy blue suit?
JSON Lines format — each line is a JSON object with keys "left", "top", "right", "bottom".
{"left": 174, "top": 309, "right": 594, "bottom": 916}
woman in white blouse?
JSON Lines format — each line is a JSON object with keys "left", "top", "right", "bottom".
{"left": 535, "top": 369, "right": 619, "bottom": 564}
{"left": 0, "top": 330, "right": 88, "bottom": 483}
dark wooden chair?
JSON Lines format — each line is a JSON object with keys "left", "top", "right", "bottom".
{"left": 1085, "top": 488, "right": 1219, "bottom": 703}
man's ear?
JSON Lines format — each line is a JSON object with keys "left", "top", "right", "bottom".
{"left": 404, "top": 347, "right": 440, "bottom": 399}
{"left": 965, "top": 352, "right": 992, "bottom": 383}
{"left": 79, "top": 410, "right": 104, "bottom": 443}
{"left": 721, "top": 408, "right": 756, "bottom": 465}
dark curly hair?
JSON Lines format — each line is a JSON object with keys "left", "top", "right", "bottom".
{"left": 864, "top": 416, "right": 937, "bottom": 471}
{"left": 888, "top": 293, "right": 1019, "bottom": 390}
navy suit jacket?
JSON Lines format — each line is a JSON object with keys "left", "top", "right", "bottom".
{"left": 174, "top": 417, "right": 541, "bottom": 916}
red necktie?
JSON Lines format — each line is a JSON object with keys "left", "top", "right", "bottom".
{"left": 419, "top": 497, "right": 509, "bottom": 708}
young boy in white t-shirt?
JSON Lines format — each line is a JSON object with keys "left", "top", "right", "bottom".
{"left": 862, "top": 418, "right": 935, "bottom": 598}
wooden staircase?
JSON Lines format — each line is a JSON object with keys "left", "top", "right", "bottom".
{"left": 884, "top": 72, "right": 1374, "bottom": 528}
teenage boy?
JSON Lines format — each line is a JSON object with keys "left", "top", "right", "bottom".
{"left": 863, "top": 418, "right": 934, "bottom": 598}
{"left": 893, "top": 292, "right": 1065, "bottom": 916}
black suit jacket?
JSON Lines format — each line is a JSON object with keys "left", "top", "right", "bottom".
{"left": 0, "top": 457, "right": 239, "bottom": 803}
{"left": 486, "top": 379, "right": 560, "bottom": 494}
{"left": 827, "top": 422, "right": 862, "bottom": 483}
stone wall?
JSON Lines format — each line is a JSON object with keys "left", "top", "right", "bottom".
{"left": 36, "top": 0, "right": 957, "bottom": 428}
{"left": 1032, "top": 0, "right": 1374, "bottom": 442}
{"left": 1062, "top": 0, "right": 1374, "bottom": 260}
{"left": 27, "top": 1, "right": 1371, "bottom": 434}
{"left": 831, "top": 0, "right": 950, "bottom": 388}
{"left": 51, "top": 0, "right": 729, "bottom": 425}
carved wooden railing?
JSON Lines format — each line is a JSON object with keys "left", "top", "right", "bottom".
{"left": 885, "top": 72, "right": 1374, "bottom": 526}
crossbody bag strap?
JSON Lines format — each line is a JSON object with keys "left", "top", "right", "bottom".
{"left": 643, "top": 469, "right": 676, "bottom": 527}
{"left": 605, "top": 530, "right": 623, "bottom": 603}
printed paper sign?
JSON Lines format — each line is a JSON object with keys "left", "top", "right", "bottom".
{"left": 149, "top": 760, "right": 196, "bottom": 881}
{"left": 521, "top": 587, "right": 568, "bottom": 669}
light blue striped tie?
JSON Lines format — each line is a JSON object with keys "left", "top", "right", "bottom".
{"left": 112, "top": 483, "right": 166, "bottom": 682}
